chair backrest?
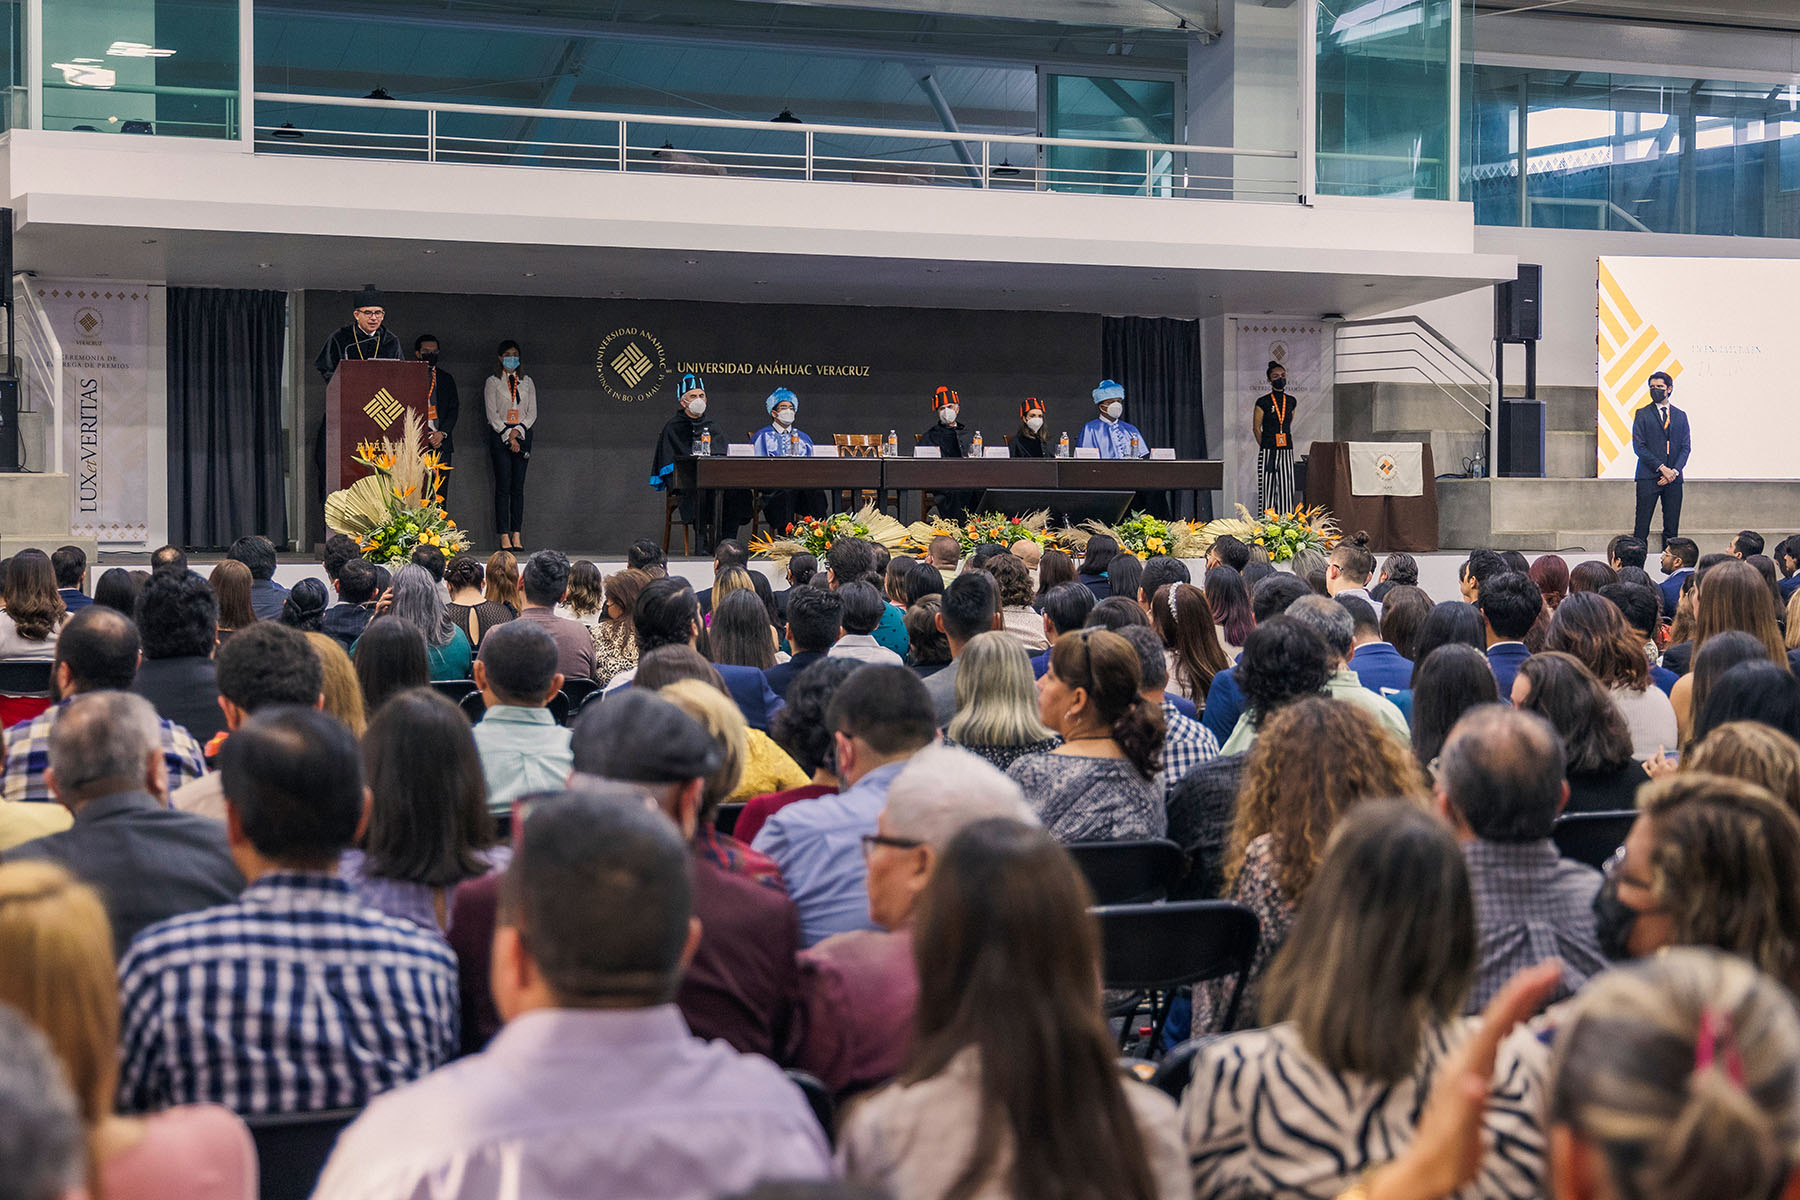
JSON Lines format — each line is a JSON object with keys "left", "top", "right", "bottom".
{"left": 430, "top": 678, "right": 477, "bottom": 704}
{"left": 1094, "top": 901, "right": 1260, "bottom": 1030}
{"left": 459, "top": 690, "right": 487, "bottom": 723}
{"left": 243, "top": 1107, "right": 362, "bottom": 1200}
{"left": 0, "top": 659, "right": 53, "bottom": 697}
{"left": 545, "top": 691, "right": 572, "bottom": 726}
{"left": 560, "top": 678, "right": 600, "bottom": 707}
{"left": 1554, "top": 809, "right": 1637, "bottom": 870}
{"left": 714, "top": 802, "right": 745, "bottom": 838}
{"left": 784, "top": 1068, "right": 836, "bottom": 1145}
{"left": 1069, "top": 839, "right": 1184, "bottom": 905}
{"left": 833, "top": 433, "right": 881, "bottom": 459}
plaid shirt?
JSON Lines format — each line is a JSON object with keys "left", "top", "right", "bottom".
{"left": 1, "top": 700, "right": 207, "bottom": 804}
{"left": 694, "top": 825, "right": 788, "bottom": 894}
{"left": 118, "top": 871, "right": 459, "bottom": 1117}
{"left": 1462, "top": 839, "right": 1609, "bottom": 1012}
{"left": 1161, "top": 698, "right": 1220, "bottom": 804}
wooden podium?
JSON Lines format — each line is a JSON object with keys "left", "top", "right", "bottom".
{"left": 325, "top": 361, "right": 434, "bottom": 492}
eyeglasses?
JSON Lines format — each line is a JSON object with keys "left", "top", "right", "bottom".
{"left": 861, "top": 833, "right": 923, "bottom": 858}
{"left": 354, "top": 307, "right": 385, "bottom": 318}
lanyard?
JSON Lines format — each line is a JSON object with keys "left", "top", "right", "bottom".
{"left": 1270, "top": 392, "right": 1289, "bottom": 427}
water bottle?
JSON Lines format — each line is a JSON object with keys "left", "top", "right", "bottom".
{"left": 1058, "top": 431, "right": 1071, "bottom": 458}
{"left": 886, "top": 430, "right": 898, "bottom": 458}
{"left": 788, "top": 431, "right": 798, "bottom": 457}
{"left": 690, "top": 433, "right": 702, "bottom": 456}
{"left": 701, "top": 429, "right": 712, "bottom": 457}
{"left": 972, "top": 430, "right": 984, "bottom": 455}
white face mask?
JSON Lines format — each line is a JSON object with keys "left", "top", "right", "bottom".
{"left": 1025, "top": 415, "right": 1044, "bottom": 433}
{"left": 1101, "top": 401, "right": 1123, "bottom": 421}
{"left": 774, "top": 407, "right": 795, "bottom": 427}
{"left": 939, "top": 406, "right": 959, "bottom": 425}
{"left": 684, "top": 397, "right": 707, "bottom": 418}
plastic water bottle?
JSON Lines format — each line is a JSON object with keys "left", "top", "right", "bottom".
{"left": 701, "top": 429, "right": 712, "bottom": 457}
{"left": 972, "top": 430, "right": 984, "bottom": 455}
{"left": 1058, "top": 431, "right": 1071, "bottom": 458}
{"left": 886, "top": 430, "right": 898, "bottom": 458}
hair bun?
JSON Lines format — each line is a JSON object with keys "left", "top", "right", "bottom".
{"left": 1352, "top": 531, "right": 1371, "bottom": 549}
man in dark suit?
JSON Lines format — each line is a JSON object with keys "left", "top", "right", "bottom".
{"left": 1657, "top": 537, "right": 1698, "bottom": 622}
{"left": 765, "top": 586, "right": 839, "bottom": 701}
{"left": 228, "top": 534, "right": 288, "bottom": 621}
{"left": 7, "top": 690, "right": 243, "bottom": 955}
{"left": 1340, "top": 596, "right": 1412, "bottom": 696}
{"left": 414, "top": 333, "right": 460, "bottom": 504}
{"left": 52, "top": 545, "right": 92, "bottom": 613}
{"left": 1477, "top": 571, "right": 1542, "bottom": 702}
{"left": 1631, "top": 371, "right": 1691, "bottom": 546}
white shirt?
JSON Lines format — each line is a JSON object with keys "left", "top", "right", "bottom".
{"left": 1610, "top": 682, "right": 1679, "bottom": 762}
{"left": 828, "top": 635, "right": 902, "bottom": 667}
{"left": 484, "top": 373, "right": 538, "bottom": 434}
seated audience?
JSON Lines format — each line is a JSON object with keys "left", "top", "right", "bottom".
{"left": 1681, "top": 720, "right": 1800, "bottom": 817}
{"left": 130, "top": 568, "right": 226, "bottom": 747}
{"left": 588, "top": 567, "right": 648, "bottom": 686}
{"left": 1410, "top": 643, "right": 1500, "bottom": 767}
{"left": 227, "top": 535, "right": 288, "bottom": 621}
{"left": 1117, "top": 625, "right": 1217, "bottom": 801}
{"left": 609, "top": 579, "right": 781, "bottom": 728}
{"left": 1546, "top": 591, "right": 1677, "bottom": 760}
{"left": 1598, "top": 580, "right": 1676, "bottom": 693}
{"left": 353, "top": 616, "right": 431, "bottom": 715}
{"left": 471, "top": 621, "right": 573, "bottom": 814}
{"left": 1182, "top": 800, "right": 1549, "bottom": 1200}
{"left": 1324, "top": 532, "right": 1381, "bottom": 612}
{"left": 1377, "top": 583, "right": 1433, "bottom": 661}
{"left": 825, "top": 540, "right": 909, "bottom": 659}
{"left": 278, "top": 577, "right": 328, "bottom": 633}
{"left": 1199, "top": 573, "right": 1312, "bottom": 744}
{"left": 1207, "top": 533, "right": 1251, "bottom": 573}
{"left": 1199, "top": 699, "right": 1430, "bottom": 1031}
{"left": 305, "top": 632, "right": 367, "bottom": 736}
{"left": 919, "top": 572, "right": 1002, "bottom": 727}
{"left": 902, "top": 596, "right": 950, "bottom": 678}
{"left": 736, "top": 657, "right": 861, "bottom": 846}
{"left": 510, "top": 551, "right": 595, "bottom": 682}
{"left": 343, "top": 687, "right": 507, "bottom": 933}
{"left": 321, "top": 556, "right": 379, "bottom": 650}
{"left": 987, "top": 552, "right": 1048, "bottom": 652}
{"left": 444, "top": 554, "right": 514, "bottom": 649}
{"left": 2, "top": 606, "right": 206, "bottom": 804}
{"left": 1151, "top": 582, "right": 1228, "bottom": 705}
{"left": 1007, "top": 628, "right": 1166, "bottom": 842}
{"left": 0, "top": 549, "right": 66, "bottom": 661}
{"left": 639, "top": 650, "right": 806, "bottom": 801}
{"left": 767, "top": 586, "right": 840, "bottom": 698}
{"left": 1106, "top": 553, "right": 1144, "bottom": 614}
{"left": 1666, "top": 557, "right": 1786, "bottom": 684}
{"left": 120, "top": 707, "right": 458, "bottom": 1115}
{"left": 1342, "top": 593, "right": 1412, "bottom": 696}
{"left": 1137, "top": 555, "right": 1191, "bottom": 614}
{"left": 1476, "top": 571, "right": 1543, "bottom": 699}
{"left": 51, "top": 545, "right": 90, "bottom": 613}
{"left": 1436, "top": 705, "right": 1606, "bottom": 1009}
{"left": 1674, "top": 629, "right": 1770, "bottom": 747}
{"left": 1514, "top": 652, "right": 1647, "bottom": 813}
{"left": 1203, "top": 564, "right": 1254, "bottom": 659}
{"left": 829, "top": 581, "right": 903, "bottom": 667}
{"left": 315, "top": 785, "right": 831, "bottom": 1199}
{"left": 1076, "top": 534, "right": 1119, "bottom": 600}
{"left": 210, "top": 560, "right": 256, "bottom": 643}
{"left": 0, "top": 862, "right": 255, "bottom": 1200}
{"left": 556, "top": 559, "right": 605, "bottom": 628}
{"left": 1032, "top": 579, "right": 1097, "bottom": 679}
{"left": 484, "top": 549, "right": 524, "bottom": 613}
{"left": 1689, "top": 658, "right": 1800, "bottom": 747}
{"left": 943, "top": 631, "right": 1060, "bottom": 772}
{"left": 1367, "top": 551, "right": 1416, "bottom": 602}
{"left": 753, "top": 666, "right": 935, "bottom": 947}
{"left": 1084, "top": 594, "right": 1151, "bottom": 632}
{"left": 839, "top": 818, "right": 1187, "bottom": 1200}
{"left": 780, "top": 552, "right": 820, "bottom": 620}
{"left": 91, "top": 566, "right": 142, "bottom": 616}
{"left": 1569, "top": 559, "right": 1618, "bottom": 595}
{"left": 7, "top": 691, "right": 241, "bottom": 954}
{"left": 1529, "top": 553, "right": 1570, "bottom": 611}
{"left": 380, "top": 563, "right": 474, "bottom": 681}
{"left": 792, "top": 746, "right": 1036, "bottom": 1097}
{"left": 1034, "top": 547, "right": 1077, "bottom": 603}
{"left": 1237, "top": 595, "right": 1407, "bottom": 748}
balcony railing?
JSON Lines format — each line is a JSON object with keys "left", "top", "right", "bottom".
{"left": 251, "top": 91, "right": 1302, "bottom": 203}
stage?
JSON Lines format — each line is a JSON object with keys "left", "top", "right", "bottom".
{"left": 1437, "top": 477, "right": 1800, "bottom": 555}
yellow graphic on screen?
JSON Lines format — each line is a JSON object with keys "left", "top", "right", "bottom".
{"left": 363, "top": 388, "right": 405, "bottom": 431}
{"left": 1597, "top": 261, "right": 1684, "bottom": 476}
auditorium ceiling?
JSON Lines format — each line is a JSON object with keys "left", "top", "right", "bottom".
{"left": 1479, "top": 0, "right": 1800, "bottom": 33}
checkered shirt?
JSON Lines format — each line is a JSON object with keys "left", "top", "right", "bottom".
{"left": 118, "top": 871, "right": 460, "bottom": 1117}
{"left": 1161, "top": 698, "right": 1221, "bottom": 803}
{"left": 1, "top": 700, "right": 208, "bottom": 804}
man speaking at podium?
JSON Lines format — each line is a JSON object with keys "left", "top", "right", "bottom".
{"left": 313, "top": 285, "right": 404, "bottom": 507}
{"left": 1631, "top": 371, "right": 1690, "bottom": 547}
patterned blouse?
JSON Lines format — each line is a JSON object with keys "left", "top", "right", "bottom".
{"left": 1181, "top": 1017, "right": 1549, "bottom": 1200}
{"left": 1005, "top": 752, "right": 1165, "bottom": 842}
{"left": 1191, "top": 834, "right": 1293, "bottom": 1033}
{"left": 942, "top": 736, "right": 1060, "bottom": 775}
{"left": 590, "top": 620, "right": 638, "bottom": 689}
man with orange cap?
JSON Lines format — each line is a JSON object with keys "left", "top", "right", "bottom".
{"left": 916, "top": 386, "right": 975, "bottom": 520}
{"left": 1011, "top": 397, "right": 1050, "bottom": 458}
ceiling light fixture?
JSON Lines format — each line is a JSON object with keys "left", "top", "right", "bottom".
{"left": 271, "top": 122, "right": 304, "bottom": 140}
{"left": 365, "top": 86, "right": 393, "bottom": 101}
{"left": 771, "top": 108, "right": 802, "bottom": 124}
{"left": 107, "top": 41, "right": 175, "bottom": 58}
{"left": 52, "top": 60, "right": 114, "bottom": 89}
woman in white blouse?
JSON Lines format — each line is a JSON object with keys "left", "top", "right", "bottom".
{"left": 483, "top": 340, "right": 537, "bottom": 552}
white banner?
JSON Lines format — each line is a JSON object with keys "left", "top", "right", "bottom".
{"left": 1348, "top": 441, "right": 1424, "bottom": 496}
{"left": 1231, "top": 320, "right": 1333, "bottom": 512}
{"left": 34, "top": 282, "right": 153, "bottom": 542}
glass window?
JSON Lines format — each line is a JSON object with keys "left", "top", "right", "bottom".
{"left": 1043, "top": 73, "right": 1176, "bottom": 196}
{"left": 42, "top": 0, "right": 238, "bottom": 138}
{"left": 1317, "top": 0, "right": 1455, "bottom": 199}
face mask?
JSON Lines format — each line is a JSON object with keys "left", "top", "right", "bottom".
{"left": 420, "top": 351, "right": 439, "bottom": 365}
{"left": 1649, "top": 386, "right": 1668, "bottom": 403}
{"left": 774, "top": 407, "right": 795, "bottom": 426}
{"left": 1592, "top": 872, "right": 1639, "bottom": 961}
{"left": 685, "top": 398, "right": 707, "bottom": 418}
{"left": 502, "top": 355, "right": 520, "bottom": 371}
{"left": 939, "top": 406, "right": 959, "bottom": 425}
{"left": 1271, "top": 378, "right": 1287, "bottom": 392}
{"left": 1101, "top": 402, "right": 1123, "bottom": 420}
{"left": 1025, "top": 415, "right": 1044, "bottom": 433}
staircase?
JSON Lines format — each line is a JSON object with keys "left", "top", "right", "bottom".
{"left": 1332, "top": 317, "right": 1493, "bottom": 477}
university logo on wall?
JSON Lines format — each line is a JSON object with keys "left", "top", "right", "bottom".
{"left": 1269, "top": 341, "right": 1288, "bottom": 364}
{"left": 595, "top": 326, "right": 670, "bottom": 403}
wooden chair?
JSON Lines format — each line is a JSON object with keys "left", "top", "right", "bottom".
{"left": 832, "top": 435, "right": 886, "bottom": 508}
{"left": 662, "top": 491, "right": 694, "bottom": 555}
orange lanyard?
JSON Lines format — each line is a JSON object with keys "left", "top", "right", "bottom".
{"left": 1660, "top": 405, "right": 1671, "bottom": 454}
{"left": 1270, "top": 392, "right": 1288, "bottom": 426}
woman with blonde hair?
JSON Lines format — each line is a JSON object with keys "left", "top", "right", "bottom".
{"left": 304, "top": 632, "right": 367, "bottom": 737}
{"left": 483, "top": 549, "right": 522, "bottom": 614}
{"left": 647, "top": 653, "right": 807, "bottom": 803}
{"left": 0, "top": 861, "right": 254, "bottom": 1199}
{"left": 1195, "top": 697, "right": 1432, "bottom": 1031}
{"left": 1682, "top": 720, "right": 1800, "bottom": 816}
{"left": 706, "top": 567, "right": 756, "bottom": 628}
{"left": 945, "top": 631, "right": 1059, "bottom": 772}
{"left": 208, "top": 559, "right": 256, "bottom": 645}
{"left": 558, "top": 559, "right": 606, "bottom": 627}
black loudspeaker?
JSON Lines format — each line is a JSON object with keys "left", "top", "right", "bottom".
{"left": 0, "top": 379, "right": 18, "bottom": 473}
{"left": 1495, "top": 263, "right": 1542, "bottom": 342}
{"left": 1498, "top": 398, "right": 1545, "bottom": 478}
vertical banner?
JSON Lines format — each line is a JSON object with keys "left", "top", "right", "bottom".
{"left": 1231, "top": 320, "right": 1332, "bottom": 512}
{"left": 34, "top": 281, "right": 152, "bottom": 542}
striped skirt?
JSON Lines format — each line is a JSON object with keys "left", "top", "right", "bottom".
{"left": 1258, "top": 447, "right": 1296, "bottom": 516}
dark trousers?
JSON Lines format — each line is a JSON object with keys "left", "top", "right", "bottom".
{"left": 681, "top": 489, "right": 754, "bottom": 547}
{"left": 759, "top": 489, "right": 829, "bottom": 535}
{"left": 1633, "top": 475, "right": 1683, "bottom": 543}
{"left": 490, "top": 438, "right": 528, "bottom": 535}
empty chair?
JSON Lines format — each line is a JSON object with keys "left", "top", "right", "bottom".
{"left": 1553, "top": 809, "right": 1637, "bottom": 870}
{"left": 245, "top": 1108, "right": 361, "bottom": 1200}
{"left": 1069, "top": 839, "right": 1184, "bottom": 905}
{"left": 1094, "top": 900, "right": 1259, "bottom": 1051}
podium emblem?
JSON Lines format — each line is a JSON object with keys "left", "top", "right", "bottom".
{"left": 611, "top": 342, "right": 655, "bottom": 387}
{"left": 1377, "top": 453, "right": 1397, "bottom": 480}
{"left": 363, "top": 388, "right": 406, "bottom": 430}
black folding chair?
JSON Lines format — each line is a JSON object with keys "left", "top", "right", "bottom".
{"left": 243, "top": 1107, "right": 361, "bottom": 1200}
{"left": 560, "top": 678, "right": 600, "bottom": 709}
{"left": 785, "top": 1068, "right": 835, "bottom": 1146}
{"left": 0, "top": 659, "right": 53, "bottom": 697}
{"left": 1069, "top": 839, "right": 1184, "bottom": 905}
{"left": 1554, "top": 810, "right": 1637, "bottom": 870}
{"left": 462, "top": 690, "right": 570, "bottom": 726}
{"left": 431, "top": 678, "right": 477, "bottom": 705}
{"left": 1094, "top": 900, "right": 1260, "bottom": 1055}
{"left": 714, "top": 803, "right": 745, "bottom": 838}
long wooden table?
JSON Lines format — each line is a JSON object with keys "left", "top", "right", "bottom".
{"left": 691, "top": 456, "right": 1224, "bottom": 546}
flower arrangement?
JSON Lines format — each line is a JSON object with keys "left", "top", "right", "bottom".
{"left": 1060, "top": 512, "right": 1207, "bottom": 559}
{"left": 1194, "top": 503, "right": 1340, "bottom": 563}
{"left": 323, "top": 411, "right": 467, "bottom": 565}
{"left": 904, "top": 510, "right": 1053, "bottom": 556}
{"left": 750, "top": 503, "right": 912, "bottom": 563}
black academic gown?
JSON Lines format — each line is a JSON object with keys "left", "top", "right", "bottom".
{"left": 424, "top": 366, "right": 460, "bottom": 502}
{"left": 1011, "top": 428, "right": 1049, "bottom": 458}
{"left": 918, "top": 421, "right": 976, "bottom": 519}
{"left": 313, "top": 325, "right": 404, "bottom": 504}
{"left": 652, "top": 413, "right": 752, "bottom": 546}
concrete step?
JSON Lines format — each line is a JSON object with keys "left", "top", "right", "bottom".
{"left": 1546, "top": 431, "right": 1598, "bottom": 479}
{"left": 1500, "top": 386, "right": 1598, "bottom": 433}
{"left": 1335, "top": 382, "right": 1485, "bottom": 439}
{"left": 1437, "top": 478, "right": 1800, "bottom": 555}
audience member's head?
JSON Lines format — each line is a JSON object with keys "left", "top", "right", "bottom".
{"left": 1008, "top": 540, "right": 1042, "bottom": 572}
{"left": 1042, "top": 629, "right": 1164, "bottom": 780}
{"left": 1458, "top": 548, "right": 1507, "bottom": 600}
{"left": 209, "top": 559, "right": 256, "bottom": 630}
{"left": 826, "top": 538, "right": 878, "bottom": 589}
{"left": 149, "top": 544, "right": 188, "bottom": 575}
{"left": 948, "top": 631, "right": 1054, "bottom": 750}
{"left": 1238, "top": 617, "right": 1331, "bottom": 727}
{"left": 1696, "top": 559, "right": 1786, "bottom": 664}
{"left": 1251, "top": 572, "right": 1312, "bottom": 623}
{"left": 226, "top": 534, "right": 277, "bottom": 581}
{"left": 836, "top": 580, "right": 886, "bottom": 639}
{"left": 787, "top": 552, "right": 819, "bottom": 589}
{"left": 1744, "top": 554, "right": 1785, "bottom": 617}
{"left": 1410, "top": 643, "right": 1500, "bottom": 766}
{"left": 221, "top": 706, "right": 367, "bottom": 871}
{"left": 476, "top": 620, "right": 562, "bottom": 708}
{"left": 1599, "top": 581, "right": 1662, "bottom": 643}
{"left": 1662, "top": 537, "right": 1700, "bottom": 572}
{"left": 1327, "top": 532, "right": 1375, "bottom": 592}
{"left": 278, "top": 577, "right": 329, "bottom": 633}
{"left": 1408, "top": 601, "right": 1486, "bottom": 688}
{"left": 626, "top": 538, "right": 667, "bottom": 576}
{"left": 1378, "top": 552, "right": 1419, "bottom": 587}
{"left": 902, "top": 558, "right": 945, "bottom": 607}
{"left": 353, "top": 616, "right": 431, "bottom": 715}
{"left": 1514, "top": 652, "right": 1635, "bottom": 776}
{"left": 1078, "top": 534, "right": 1119, "bottom": 578}
{"left": 1733, "top": 530, "right": 1766, "bottom": 559}
{"left": 784, "top": 586, "right": 841, "bottom": 656}
{"left": 1476, "top": 571, "right": 1543, "bottom": 643}
{"left": 336, "top": 558, "right": 380, "bottom": 607}
{"left": 1139, "top": 556, "right": 1190, "bottom": 607}
{"left": 600, "top": 568, "right": 650, "bottom": 630}
{"left": 485, "top": 550, "right": 523, "bottom": 610}
{"left": 89, "top": 567, "right": 140, "bottom": 617}
{"left": 49, "top": 545, "right": 85, "bottom": 592}
{"left": 563, "top": 559, "right": 605, "bottom": 619}
{"left": 1104, "top": 554, "right": 1143, "bottom": 610}
{"left": 303, "top": 632, "right": 365, "bottom": 737}
{"left": 1040, "top": 581, "right": 1095, "bottom": 639}
{"left": 1545, "top": 591, "right": 1651, "bottom": 691}
{"left": 48, "top": 605, "right": 138, "bottom": 699}
{"left": 904, "top": 597, "right": 950, "bottom": 669}
{"left": 827, "top": 665, "right": 935, "bottom": 784}
{"left": 633, "top": 577, "right": 701, "bottom": 653}
{"left": 444, "top": 553, "right": 484, "bottom": 596}
{"left": 658, "top": 679, "right": 749, "bottom": 824}
{"left": 360, "top": 688, "right": 494, "bottom": 885}
{"left": 1569, "top": 559, "right": 1618, "bottom": 596}
{"left": 710, "top": 589, "right": 777, "bottom": 670}
{"left": 569, "top": 689, "right": 725, "bottom": 837}
{"left": 633, "top": 645, "right": 725, "bottom": 693}
{"left": 1437, "top": 705, "right": 1567, "bottom": 842}
{"left": 387, "top": 563, "right": 454, "bottom": 649}
{"left": 134, "top": 568, "right": 217, "bottom": 660}
{"left": 3, "top": 549, "right": 64, "bottom": 641}
{"left": 217, "top": 621, "right": 324, "bottom": 728}
{"left": 938, "top": 571, "right": 999, "bottom": 652}
{"left": 1691, "top": 660, "right": 1800, "bottom": 748}
{"left": 322, "top": 532, "right": 359, "bottom": 581}
{"left": 1262, "top": 800, "right": 1474, "bottom": 1081}
{"left": 1501, "top": 549, "right": 1531, "bottom": 576}
{"left": 1336, "top": 595, "right": 1380, "bottom": 648}
{"left": 0, "top": 997, "right": 86, "bottom": 1200}
{"left": 410, "top": 543, "right": 446, "bottom": 584}
{"left": 1083, "top": 595, "right": 1150, "bottom": 633}
{"left": 1528, "top": 554, "right": 1570, "bottom": 610}
{"left": 770, "top": 658, "right": 863, "bottom": 782}
{"left": 1209, "top": 534, "right": 1250, "bottom": 572}
{"left": 46, "top": 689, "right": 162, "bottom": 810}
{"left": 1285, "top": 594, "right": 1355, "bottom": 668}
{"left": 1034, "top": 548, "right": 1077, "bottom": 598}
{"left": 1203, "top": 565, "right": 1254, "bottom": 648}
{"left": 983, "top": 553, "right": 1035, "bottom": 611}
{"left": 1377, "top": 584, "right": 1432, "bottom": 660}
{"left": 1607, "top": 534, "right": 1648, "bottom": 571}
{"left": 519, "top": 549, "right": 570, "bottom": 609}
{"left": 1683, "top": 722, "right": 1800, "bottom": 819}
{"left": 1151, "top": 583, "right": 1228, "bottom": 701}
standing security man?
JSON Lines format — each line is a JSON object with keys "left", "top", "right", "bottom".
{"left": 1631, "top": 371, "right": 1691, "bottom": 547}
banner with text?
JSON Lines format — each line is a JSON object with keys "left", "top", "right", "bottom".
{"left": 1231, "top": 320, "right": 1333, "bottom": 512}
{"left": 1597, "top": 257, "right": 1787, "bottom": 481}
{"left": 35, "top": 281, "right": 152, "bottom": 541}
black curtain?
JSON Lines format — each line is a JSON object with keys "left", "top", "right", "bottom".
{"left": 167, "top": 288, "right": 288, "bottom": 549}
{"left": 1101, "top": 315, "right": 1210, "bottom": 520}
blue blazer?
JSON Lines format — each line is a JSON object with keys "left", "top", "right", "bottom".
{"left": 1659, "top": 568, "right": 1692, "bottom": 621}
{"left": 1487, "top": 642, "right": 1532, "bottom": 702}
{"left": 1349, "top": 642, "right": 1414, "bottom": 697}
{"left": 1631, "top": 403, "right": 1691, "bottom": 480}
